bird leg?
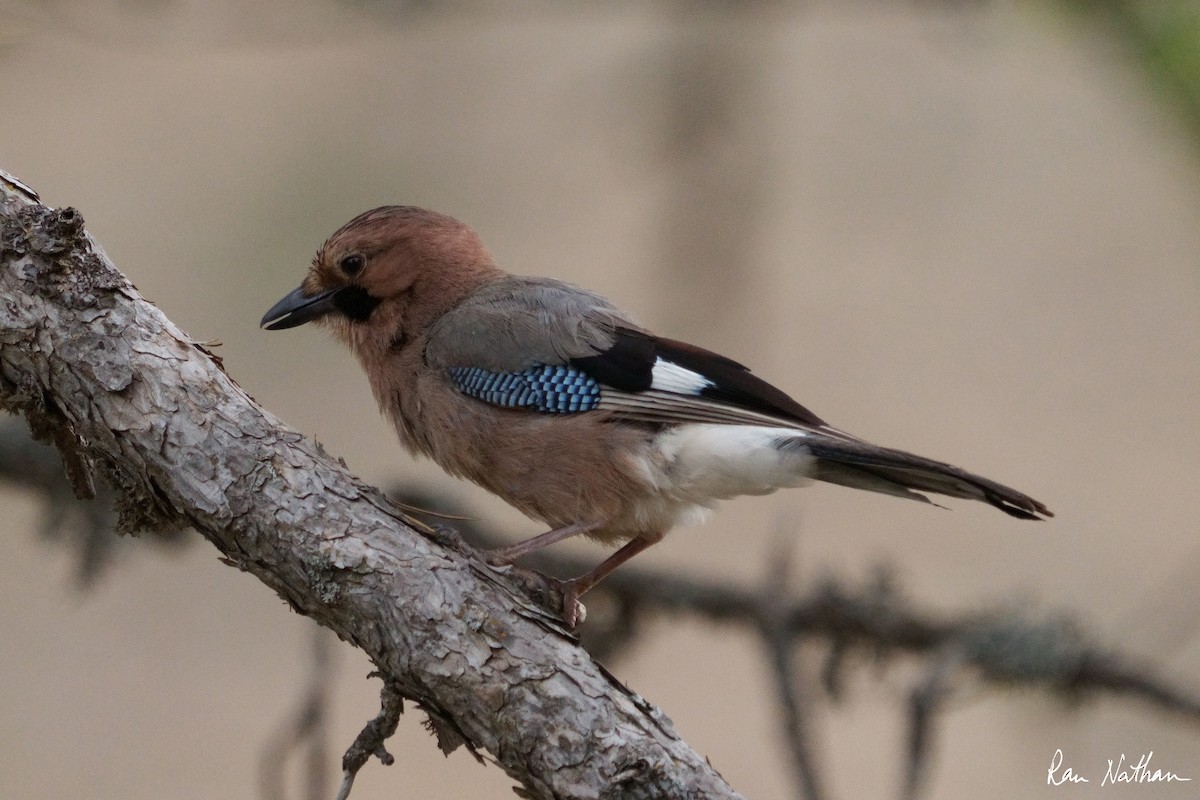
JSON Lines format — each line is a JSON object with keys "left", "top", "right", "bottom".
{"left": 558, "top": 533, "right": 662, "bottom": 627}
{"left": 487, "top": 520, "right": 604, "bottom": 565}
{"left": 488, "top": 523, "right": 663, "bottom": 626}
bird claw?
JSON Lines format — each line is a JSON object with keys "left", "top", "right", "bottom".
{"left": 483, "top": 550, "right": 516, "bottom": 568}
{"left": 551, "top": 578, "right": 586, "bottom": 628}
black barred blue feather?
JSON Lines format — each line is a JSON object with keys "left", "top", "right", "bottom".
{"left": 447, "top": 364, "right": 601, "bottom": 413}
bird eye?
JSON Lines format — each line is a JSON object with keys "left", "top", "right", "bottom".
{"left": 340, "top": 254, "right": 366, "bottom": 276}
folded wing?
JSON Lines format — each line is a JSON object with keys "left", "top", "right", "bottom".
{"left": 425, "top": 277, "right": 1052, "bottom": 519}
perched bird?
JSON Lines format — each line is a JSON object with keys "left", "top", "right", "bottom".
{"left": 262, "top": 206, "right": 1051, "bottom": 624}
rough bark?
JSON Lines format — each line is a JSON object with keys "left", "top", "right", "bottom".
{"left": 0, "top": 175, "right": 742, "bottom": 800}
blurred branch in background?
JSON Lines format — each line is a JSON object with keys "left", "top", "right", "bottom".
{"left": 9, "top": 416, "right": 1200, "bottom": 800}
{"left": 258, "top": 627, "right": 336, "bottom": 800}
{"left": 404, "top": 491, "right": 1200, "bottom": 800}
{"left": 1, "top": 412, "right": 339, "bottom": 798}
{"left": 0, "top": 415, "right": 188, "bottom": 587}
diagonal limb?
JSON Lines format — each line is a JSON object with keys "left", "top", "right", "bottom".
{"left": 559, "top": 533, "right": 664, "bottom": 627}
{"left": 488, "top": 520, "right": 605, "bottom": 564}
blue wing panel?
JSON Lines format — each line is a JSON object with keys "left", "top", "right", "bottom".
{"left": 447, "top": 364, "right": 600, "bottom": 414}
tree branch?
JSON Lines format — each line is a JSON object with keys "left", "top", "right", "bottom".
{"left": 0, "top": 175, "right": 743, "bottom": 799}
{"left": 496, "top": 533, "right": 1200, "bottom": 727}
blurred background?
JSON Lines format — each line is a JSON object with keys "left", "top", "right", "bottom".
{"left": 3, "top": 1, "right": 1200, "bottom": 798}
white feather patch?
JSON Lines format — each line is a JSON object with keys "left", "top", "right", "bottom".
{"left": 649, "top": 424, "right": 815, "bottom": 501}
{"left": 650, "top": 358, "right": 713, "bottom": 395}
{"left": 610, "top": 424, "right": 817, "bottom": 537}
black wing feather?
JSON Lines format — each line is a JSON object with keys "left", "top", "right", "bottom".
{"left": 570, "top": 328, "right": 828, "bottom": 429}
{"left": 569, "top": 328, "right": 655, "bottom": 392}
{"left": 653, "top": 336, "right": 829, "bottom": 429}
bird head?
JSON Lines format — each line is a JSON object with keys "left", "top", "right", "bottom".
{"left": 261, "top": 206, "right": 499, "bottom": 347}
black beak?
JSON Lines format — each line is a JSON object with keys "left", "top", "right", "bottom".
{"left": 261, "top": 286, "right": 339, "bottom": 330}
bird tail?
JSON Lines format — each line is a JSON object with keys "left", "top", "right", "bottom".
{"left": 784, "top": 438, "right": 1052, "bottom": 520}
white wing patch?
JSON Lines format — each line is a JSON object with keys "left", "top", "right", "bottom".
{"left": 650, "top": 358, "right": 713, "bottom": 395}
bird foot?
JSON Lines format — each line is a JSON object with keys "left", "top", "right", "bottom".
{"left": 535, "top": 576, "right": 586, "bottom": 627}
{"left": 483, "top": 546, "right": 519, "bottom": 567}
{"left": 477, "top": 560, "right": 586, "bottom": 627}
{"left": 558, "top": 579, "right": 586, "bottom": 627}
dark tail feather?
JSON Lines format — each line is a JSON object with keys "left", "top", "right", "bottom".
{"left": 796, "top": 439, "right": 1053, "bottom": 520}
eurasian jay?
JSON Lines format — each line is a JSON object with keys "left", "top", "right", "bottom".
{"left": 262, "top": 206, "right": 1051, "bottom": 624}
